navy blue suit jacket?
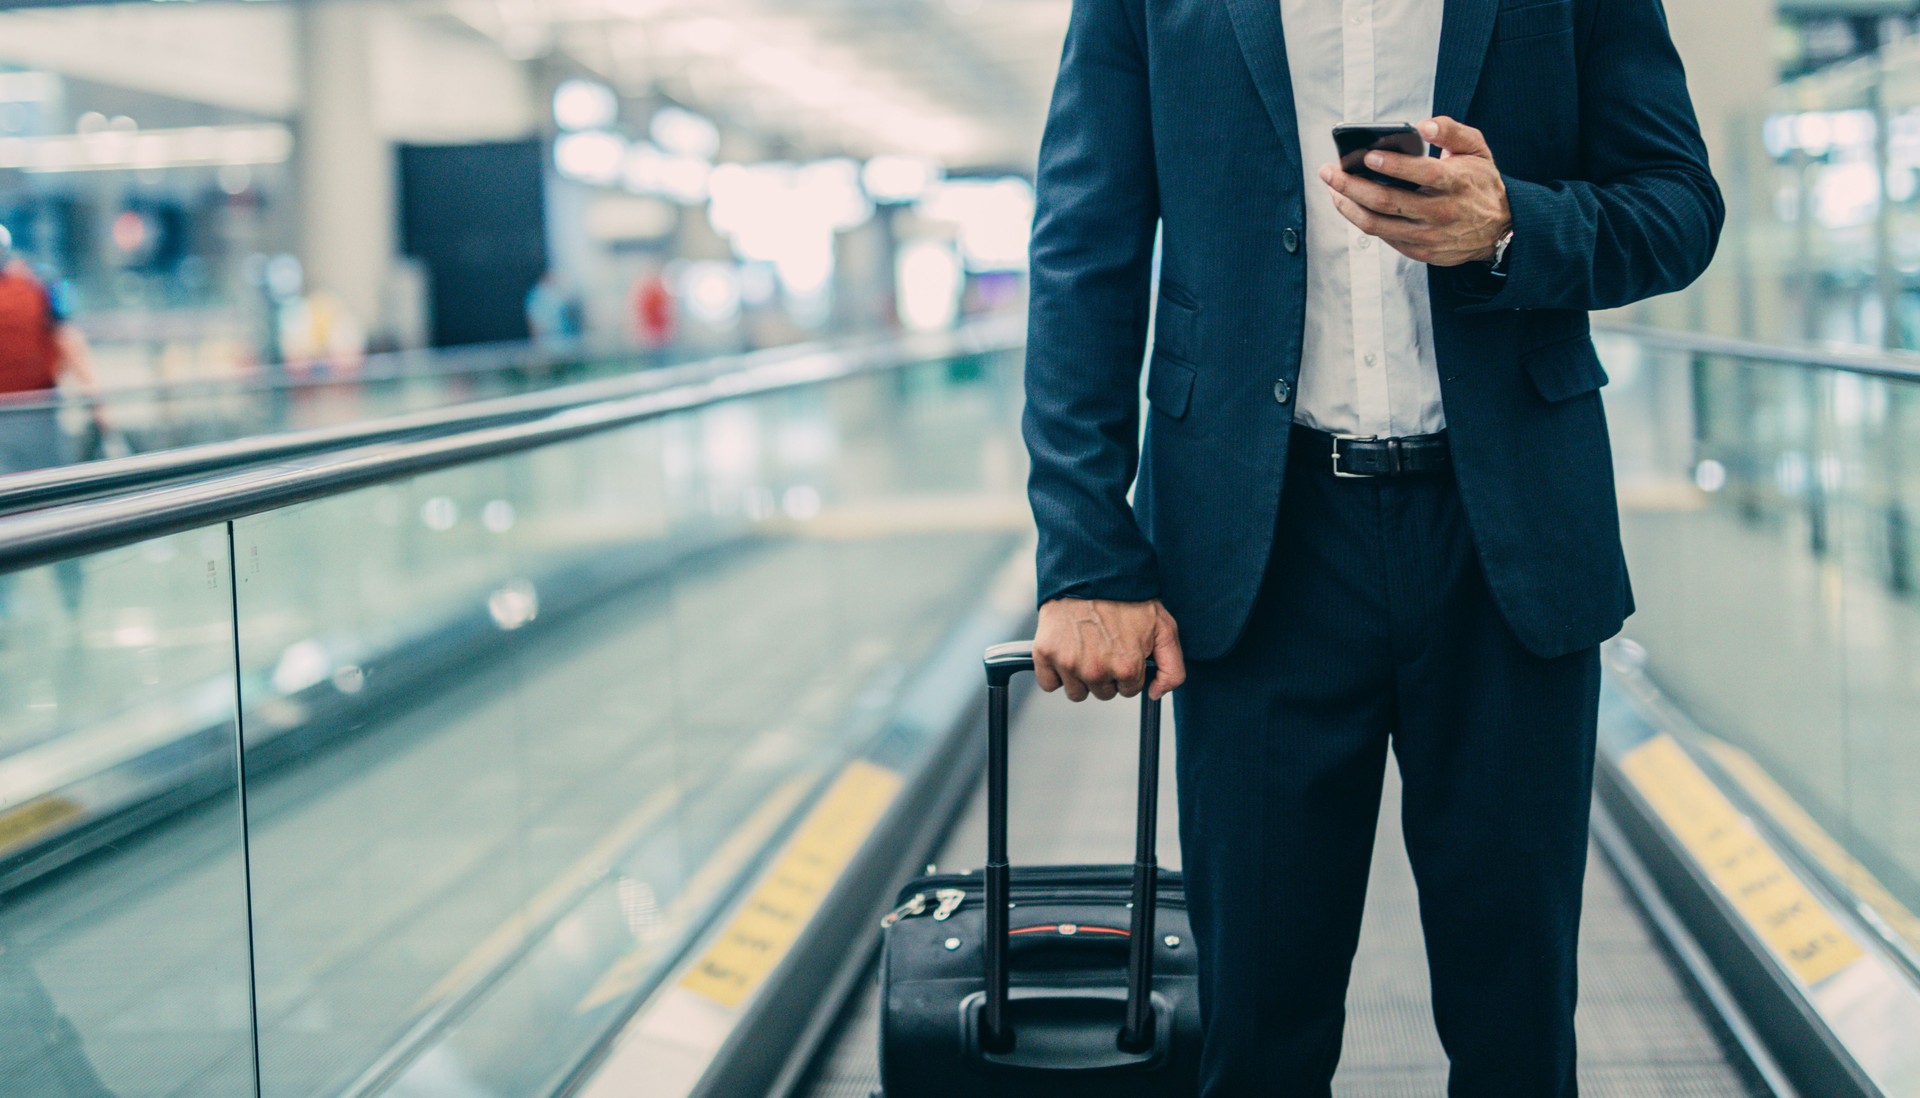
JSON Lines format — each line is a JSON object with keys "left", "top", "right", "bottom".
{"left": 1024, "top": 0, "right": 1724, "bottom": 661}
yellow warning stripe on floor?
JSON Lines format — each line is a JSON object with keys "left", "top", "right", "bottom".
{"left": 678, "top": 759, "right": 904, "bottom": 1010}
{"left": 0, "top": 796, "right": 82, "bottom": 855}
{"left": 1700, "top": 737, "right": 1920, "bottom": 958}
{"left": 1620, "top": 733, "right": 1863, "bottom": 987}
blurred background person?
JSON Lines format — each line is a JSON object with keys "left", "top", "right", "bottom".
{"left": 631, "top": 263, "right": 678, "bottom": 358}
{"left": 0, "top": 224, "right": 99, "bottom": 623}
{"left": 526, "top": 269, "right": 584, "bottom": 348}
{"left": 0, "top": 223, "right": 99, "bottom": 479}
{"left": 276, "top": 283, "right": 366, "bottom": 378}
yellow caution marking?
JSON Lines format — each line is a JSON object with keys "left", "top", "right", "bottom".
{"left": 0, "top": 796, "right": 83, "bottom": 855}
{"left": 1701, "top": 737, "right": 1920, "bottom": 957}
{"left": 1621, "top": 734, "right": 1864, "bottom": 987}
{"left": 676, "top": 760, "right": 903, "bottom": 1010}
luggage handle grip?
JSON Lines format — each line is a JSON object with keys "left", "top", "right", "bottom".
{"left": 981, "top": 640, "right": 1163, "bottom": 1056}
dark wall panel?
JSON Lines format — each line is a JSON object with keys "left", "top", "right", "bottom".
{"left": 398, "top": 139, "right": 546, "bottom": 348}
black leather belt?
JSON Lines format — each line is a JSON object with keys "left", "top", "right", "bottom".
{"left": 1293, "top": 425, "right": 1450, "bottom": 478}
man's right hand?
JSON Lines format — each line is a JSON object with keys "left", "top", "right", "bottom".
{"left": 1033, "top": 597, "right": 1187, "bottom": 703}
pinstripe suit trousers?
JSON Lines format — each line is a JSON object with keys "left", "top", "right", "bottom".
{"left": 1173, "top": 437, "right": 1601, "bottom": 1097}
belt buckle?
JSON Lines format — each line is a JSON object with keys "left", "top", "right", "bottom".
{"left": 1331, "top": 434, "right": 1376, "bottom": 478}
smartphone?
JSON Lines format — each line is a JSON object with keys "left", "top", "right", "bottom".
{"left": 1333, "top": 122, "right": 1427, "bottom": 192}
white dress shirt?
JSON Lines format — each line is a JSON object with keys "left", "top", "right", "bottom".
{"left": 1280, "top": 0, "right": 1448, "bottom": 437}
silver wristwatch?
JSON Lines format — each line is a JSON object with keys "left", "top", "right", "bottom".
{"left": 1488, "top": 229, "right": 1515, "bottom": 277}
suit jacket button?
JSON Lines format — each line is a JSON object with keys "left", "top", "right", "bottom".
{"left": 1283, "top": 227, "right": 1300, "bottom": 253}
{"left": 1272, "top": 379, "right": 1293, "bottom": 404}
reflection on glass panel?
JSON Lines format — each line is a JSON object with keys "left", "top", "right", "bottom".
{"left": 384, "top": 350, "right": 1029, "bottom": 1093}
{"left": 1603, "top": 332, "right": 1920, "bottom": 958}
{"left": 207, "top": 348, "right": 1026, "bottom": 1093}
{"left": 1613, "top": 340, "right": 1852, "bottom": 838}
{"left": 234, "top": 463, "right": 541, "bottom": 1098}
{"left": 1831, "top": 375, "right": 1920, "bottom": 936}
{"left": 0, "top": 529, "right": 255, "bottom": 1097}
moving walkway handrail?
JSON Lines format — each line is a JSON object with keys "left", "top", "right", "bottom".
{"left": 0, "top": 328, "right": 986, "bottom": 514}
{"left": 0, "top": 331, "right": 645, "bottom": 413}
{"left": 1594, "top": 320, "right": 1920, "bottom": 382}
{"left": 8, "top": 322, "right": 1889, "bottom": 517}
{"left": 0, "top": 317, "right": 1024, "bottom": 575}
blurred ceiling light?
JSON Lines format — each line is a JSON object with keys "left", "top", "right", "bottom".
{"left": 0, "top": 123, "right": 291, "bottom": 174}
{"left": 863, "top": 155, "right": 943, "bottom": 203}
{"left": 554, "top": 129, "right": 626, "bottom": 185}
{"left": 554, "top": 78, "right": 619, "bottom": 131}
{"left": 621, "top": 141, "right": 710, "bottom": 203}
{"left": 706, "top": 159, "right": 863, "bottom": 297}
{"left": 684, "top": 260, "right": 742, "bottom": 325}
{"left": 650, "top": 105, "right": 720, "bottom": 159}
{"left": 919, "top": 177, "right": 1036, "bottom": 271}
{"left": 799, "top": 158, "right": 874, "bottom": 231}
{"left": 897, "top": 239, "right": 964, "bottom": 332}
{"left": 75, "top": 110, "right": 106, "bottom": 135}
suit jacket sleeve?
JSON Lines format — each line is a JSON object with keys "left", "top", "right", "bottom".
{"left": 1454, "top": 0, "right": 1725, "bottom": 312}
{"left": 1023, "top": 0, "right": 1162, "bottom": 606}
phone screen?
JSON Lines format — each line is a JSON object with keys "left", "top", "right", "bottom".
{"left": 1333, "top": 122, "right": 1427, "bottom": 192}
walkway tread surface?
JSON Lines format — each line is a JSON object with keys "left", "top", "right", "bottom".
{"left": 800, "top": 687, "right": 1758, "bottom": 1097}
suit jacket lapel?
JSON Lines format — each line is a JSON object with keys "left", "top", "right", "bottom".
{"left": 1433, "top": 0, "right": 1500, "bottom": 122}
{"left": 1222, "top": 0, "right": 1303, "bottom": 179}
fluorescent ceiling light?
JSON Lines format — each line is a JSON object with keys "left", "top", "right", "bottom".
{"left": 0, "top": 123, "right": 291, "bottom": 173}
{"left": 554, "top": 78, "right": 619, "bottom": 130}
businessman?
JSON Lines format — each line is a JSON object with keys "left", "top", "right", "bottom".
{"left": 1023, "top": 0, "right": 1721, "bottom": 1093}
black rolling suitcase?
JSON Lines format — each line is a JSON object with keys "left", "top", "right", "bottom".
{"left": 876, "top": 640, "right": 1202, "bottom": 1096}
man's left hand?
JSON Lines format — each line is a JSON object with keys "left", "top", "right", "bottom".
{"left": 1319, "top": 116, "right": 1511, "bottom": 268}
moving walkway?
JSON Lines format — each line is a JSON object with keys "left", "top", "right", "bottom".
{"left": 2, "top": 319, "right": 1918, "bottom": 1097}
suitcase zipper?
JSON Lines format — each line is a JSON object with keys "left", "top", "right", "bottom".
{"left": 884, "top": 888, "right": 1186, "bottom": 928}
{"left": 930, "top": 888, "right": 966, "bottom": 921}
{"left": 880, "top": 892, "right": 929, "bottom": 928}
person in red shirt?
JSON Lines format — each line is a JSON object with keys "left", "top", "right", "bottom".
{"left": 0, "top": 225, "right": 97, "bottom": 477}
{"left": 0, "top": 226, "right": 99, "bottom": 628}
{"left": 631, "top": 268, "right": 677, "bottom": 355}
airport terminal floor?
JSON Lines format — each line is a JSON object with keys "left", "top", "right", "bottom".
{"left": 6, "top": 319, "right": 1920, "bottom": 1098}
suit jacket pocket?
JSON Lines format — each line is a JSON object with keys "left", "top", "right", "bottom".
{"left": 1524, "top": 336, "right": 1608, "bottom": 402}
{"left": 1147, "top": 350, "right": 1196, "bottom": 420}
{"left": 1492, "top": 0, "right": 1572, "bottom": 41}
{"left": 1155, "top": 283, "right": 1198, "bottom": 362}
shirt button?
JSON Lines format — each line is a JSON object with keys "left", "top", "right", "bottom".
{"left": 1357, "top": 237, "right": 1372, "bottom": 250}
{"left": 1364, "top": 352, "right": 1378, "bottom": 367}
{"left": 1272, "top": 379, "right": 1293, "bottom": 404}
{"left": 1283, "top": 227, "right": 1300, "bottom": 254}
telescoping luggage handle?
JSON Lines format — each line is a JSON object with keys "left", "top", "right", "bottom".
{"left": 982, "top": 640, "right": 1163, "bottom": 1056}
